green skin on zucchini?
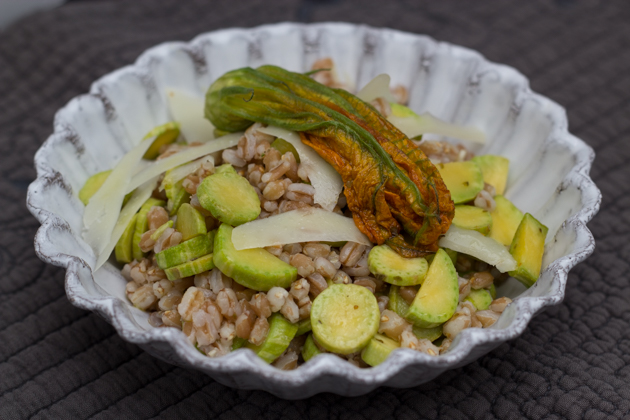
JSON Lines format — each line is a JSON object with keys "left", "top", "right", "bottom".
{"left": 311, "top": 284, "right": 380, "bottom": 355}
{"left": 212, "top": 224, "right": 296, "bottom": 291}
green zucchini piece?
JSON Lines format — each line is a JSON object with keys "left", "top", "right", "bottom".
{"left": 166, "top": 179, "right": 190, "bottom": 217}
{"left": 197, "top": 169, "right": 260, "bottom": 226}
{"left": 246, "top": 313, "right": 298, "bottom": 363}
{"left": 471, "top": 155, "right": 509, "bottom": 195}
{"left": 367, "top": 245, "right": 428, "bottom": 286}
{"left": 311, "top": 284, "right": 380, "bottom": 354}
{"left": 232, "top": 337, "right": 247, "bottom": 351}
{"left": 489, "top": 284, "right": 496, "bottom": 299}
{"left": 214, "top": 163, "right": 237, "bottom": 175}
{"left": 488, "top": 195, "right": 524, "bottom": 246}
{"left": 296, "top": 318, "right": 312, "bottom": 336}
{"left": 452, "top": 205, "right": 492, "bottom": 235}
{"left": 387, "top": 285, "right": 411, "bottom": 318}
{"left": 271, "top": 138, "right": 300, "bottom": 163}
{"left": 412, "top": 325, "right": 443, "bottom": 342}
{"left": 79, "top": 170, "right": 111, "bottom": 205}
{"left": 132, "top": 198, "right": 166, "bottom": 260}
{"left": 164, "top": 253, "right": 215, "bottom": 281}
{"left": 213, "top": 128, "right": 231, "bottom": 138}
{"left": 405, "top": 249, "right": 459, "bottom": 328}
{"left": 508, "top": 213, "right": 548, "bottom": 287}
{"left": 115, "top": 213, "right": 137, "bottom": 264}
{"left": 150, "top": 220, "right": 173, "bottom": 241}
{"left": 425, "top": 248, "right": 457, "bottom": 266}
{"left": 436, "top": 161, "right": 484, "bottom": 204}
{"left": 465, "top": 288, "right": 493, "bottom": 311}
{"left": 301, "top": 334, "right": 323, "bottom": 362}
{"left": 213, "top": 224, "right": 296, "bottom": 291}
{"left": 142, "top": 122, "right": 180, "bottom": 160}
{"left": 360, "top": 333, "right": 399, "bottom": 367}
{"left": 155, "top": 232, "right": 213, "bottom": 269}
{"left": 175, "top": 203, "right": 207, "bottom": 241}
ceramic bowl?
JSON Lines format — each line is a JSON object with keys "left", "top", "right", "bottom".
{"left": 27, "top": 22, "right": 601, "bottom": 398}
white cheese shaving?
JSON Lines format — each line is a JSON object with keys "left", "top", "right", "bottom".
{"left": 126, "top": 133, "right": 242, "bottom": 194}
{"left": 232, "top": 208, "right": 371, "bottom": 250}
{"left": 257, "top": 126, "right": 343, "bottom": 212}
{"left": 356, "top": 73, "right": 397, "bottom": 103}
{"left": 388, "top": 112, "right": 486, "bottom": 144}
{"left": 438, "top": 225, "right": 516, "bottom": 273}
{"left": 166, "top": 88, "right": 215, "bottom": 144}
{"left": 95, "top": 176, "right": 159, "bottom": 270}
{"left": 160, "top": 155, "right": 214, "bottom": 192}
{"left": 83, "top": 135, "right": 155, "bottom": 257}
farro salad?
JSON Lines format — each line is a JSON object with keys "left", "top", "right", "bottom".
{"left": 80, "top": 59, "right": 547, "bottom": 369}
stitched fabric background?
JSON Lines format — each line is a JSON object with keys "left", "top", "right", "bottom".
{"left": 0, "top": 0, "right": 628, "bottom": 418}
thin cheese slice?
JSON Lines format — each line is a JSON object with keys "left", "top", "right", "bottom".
{"left": 232, "top": 207, "right": 371, "bottom": 250}
{"left": 95, "top": 177, "right": 159, "bottom": 270}
{"left": 126, "top": 133, "right": 241, "bottom": 193}
{"left": 83, "top": 136, "right": 155, "bottom": 257}
{"left": 388, "top": 112, "right": 486, "bottom": 144}
{"left": 356, "top": 73, "right": 397, "bottom": 103}
{"left": 166, "top": 88, "right": 215, "bottom": 144}
{"left": 160, "top": 155, "right": 214, "bottom": 192}
{"left": 257, "top": 126, "right": 343, "bottom": 212}
{"left": 438, "top": 225, "right": 516, "bottom": 273}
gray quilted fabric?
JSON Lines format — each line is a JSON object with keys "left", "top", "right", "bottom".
{"left": 0, "top": 0, "right": 627, "bottom": 418}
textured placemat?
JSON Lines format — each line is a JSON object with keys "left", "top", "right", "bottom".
{"left": 1, "top": 0, "right": 628, "bottom": 418}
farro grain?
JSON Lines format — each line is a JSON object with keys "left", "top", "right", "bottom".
{"left": 303, "top": 243, "right": 331, "bottom": 259}
{"left": 147, "top": 206, "right": 169, "bottom": 230}
{"left": 378, "top": 310, "right": 410, "bottom": 340}
{"left": 139, "top": 230, "right": 157, "bottom": 253}
{"left": 290, "top": 278, "right": 310, "bottom": 302}
{"left": 489, "top": 297, "right": 512, "bottom": 313}
{"left": 339, "top": 242, "right": 366, "bottom": 267}
{"left": 285, "top": 183, "right": 315, "bottom": 204}
{"left": 327, "top": 251, "right": 342, "bottom": 269}
{"left": 216, "top": 288, "right": 242, "bottom": 320}
{"left": 129, "top": 284, "right": 157, "bottom": 310}
{"left": 314, "top": 256, "right": 337, "bottom": 279}
{"left": 148, "top": 311, "right": 164, "bottom": 327}
{"left": 474, "top": 189, "right": 496, "bottom": 212}
{"left": 222, "top": 149, "right": 246, "bottom": 167}
{"left": 476, "top": 310, "right": 500, "bottom": 327}
{"left": 250, "top": 293, "right": 272, "bottom": 318}
{"left": 417, "top": 339, "right": 439, "bottom": 356}
{"left": 470, "top": 271, "right": 494, "bottom": 289}
{"left": 399, "top": 286, "right": 417, "bottom": 304}
{"left": 162, "top": 310, "right": 182, "bottom": 329}
{"left": 153, "top": 279, "right": 173, "bottom": 299}
{"left": 391, "top": 85, "right": 409, "bottom": 105}
{"left": 178, "top": 287, "right": 206, "bottom": 321}
{"left": 272, "top": 350, "right": 299, "bottom": 370}
{"left": 306, "top": 273, "right": 328, "bottom": 297}
{"left": 249, "top": 316, "right": 270, "bottom": 345}
{"left": 400, "top": 330, "right": 419, "bottom": 349}
{"left": 377, "top": 295, "right": 389, "bottom": 313}
{"left": 158, "top": 290, "right": 183, "bottom": 311}
{"left": 443, "top": 313, "right": 471, "bottom": 339}
{"left": 267, "top": 287, "right": 289, "bottom": 312}
{"left": 332, "top": 270, "right": 351, "bottom": 285}
{"left": 280, "top": 294, "right": 300, "bottom": 323}
{"left": 263, "top": 180, "right": 286, "bottom": 201}
{"left": 289, "top": 253, "right": 315, "bottom": 278}
{"left": 264, "top": 245, "right": 283, "bottom": 257}
{"left": 353, "top": 277, "right": 377, "bottom": 293}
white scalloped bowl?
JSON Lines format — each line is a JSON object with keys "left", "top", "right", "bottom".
{"left": 27, "top": 22, "right": 601, "bottom": 398}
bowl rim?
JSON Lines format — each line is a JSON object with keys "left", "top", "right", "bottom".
{"left": 26, "top": 21, "right": 602, "bottom": 394}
